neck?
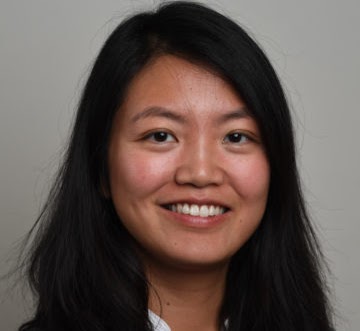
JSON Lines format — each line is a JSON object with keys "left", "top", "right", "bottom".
{"left": 145, "top": 259, "right": 228, "bottom": 331}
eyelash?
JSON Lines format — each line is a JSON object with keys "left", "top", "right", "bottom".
{"left": 143, "top": 131, "right": 176, "bottom": 143}
{"left": 222, "top": 132, "right": 251, "bottom": 145}
{"left": 142, "top": 130, "right": 252, "bottom": 145}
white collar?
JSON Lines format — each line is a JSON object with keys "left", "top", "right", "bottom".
{"left": 148, "top": 310, "right": 228, "bottom": 331}
{"left": 148, "top": 310, "right": 171, "bottom": 331}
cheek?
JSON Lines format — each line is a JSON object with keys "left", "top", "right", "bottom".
{"left": 228, "top": 153, "right": 270, "bottom": 200}
{"left": 109, "top": 148, "right": 176, "bottom": 198}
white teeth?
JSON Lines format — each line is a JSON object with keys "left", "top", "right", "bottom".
{"left": 209, "top": 205, "right": 215, "bottom": 216}
{"left": 182, "top": 203, "right": 190, "bottom": 214}
{"left": 199, "top": 205, "right": 208, "bottom": 217}
{"left": 190, "top": 204, "right": 199, "bottom": 216}
{"left": 177, "top": 203, "right": 182, "bottom": 213}
{"left": 167, "top": 203, "right": 227, "bottom": 217}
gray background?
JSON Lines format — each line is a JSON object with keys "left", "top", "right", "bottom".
{"left": 1, "top": 0, "right": 359, "bottom": 330}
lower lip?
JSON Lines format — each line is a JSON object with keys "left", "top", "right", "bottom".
{"left": 161, "top": 207, "right": 229, "bottom": 228}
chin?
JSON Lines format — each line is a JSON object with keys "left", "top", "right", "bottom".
{"left": 141, "top": 244, "right": 234, "bottom": 272}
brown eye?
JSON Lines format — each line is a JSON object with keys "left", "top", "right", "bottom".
{"left": 223, "top": 132, "right": 249, "bottom": 144}
{"left": 146, "top": 131, "right": 176, "bottom": 143}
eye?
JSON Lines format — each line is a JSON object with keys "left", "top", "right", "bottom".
{"left": 145, "top": 131, "right": 176, "bottom": 143}
{"left": 223, "top": 132, "right": 249, "bottom": 144}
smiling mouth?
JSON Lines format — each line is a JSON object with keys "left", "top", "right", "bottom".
{"left": 163, "top": 203, "right": 230, "bottom": 218}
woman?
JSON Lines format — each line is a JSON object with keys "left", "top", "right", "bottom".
{"left": 19, "top": 1, "right": 334, "bottom": 330}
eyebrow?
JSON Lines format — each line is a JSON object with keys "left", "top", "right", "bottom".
{"left": 217, "top": 107, "right": 250, "bottom": 123}
{"left": 130, "top": 106, "right": 186, "bottom": 124}
{"left": 130, "top": 106, "right": 250, "bottom": 124}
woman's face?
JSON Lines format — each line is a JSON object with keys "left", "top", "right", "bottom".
{"left": 108, "top": 55, "right": 270, "bottom": 270}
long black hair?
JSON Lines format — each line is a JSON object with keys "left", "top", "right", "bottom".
{"left": 19, "top": 1, "right": 334, "bottom": 330}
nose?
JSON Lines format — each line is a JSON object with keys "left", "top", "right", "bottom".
{"left": 175, "top": 140, "right": 224, "bottom": 188}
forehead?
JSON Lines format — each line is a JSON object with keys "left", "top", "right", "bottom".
{"left": 118, "top": 55, "right": 247, "bottom": 122}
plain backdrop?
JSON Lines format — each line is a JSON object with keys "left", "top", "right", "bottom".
{"left": 1, "top": 0, "right": 359, "bottom": 330}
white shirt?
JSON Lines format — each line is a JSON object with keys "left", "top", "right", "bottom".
{"left": 148, "top": 310, "right": 171, "bottom": 331}
{"left": 148, "top": 310, "right": 228, "bottom": 331}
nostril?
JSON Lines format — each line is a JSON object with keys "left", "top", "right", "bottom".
{"left": 174, "top": 165, "right": 224, "bottom": 187}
